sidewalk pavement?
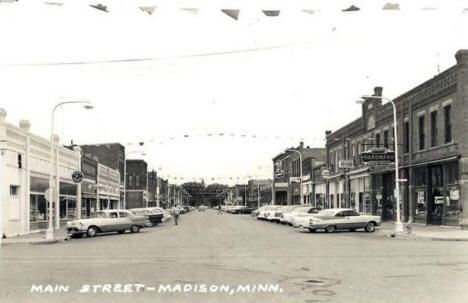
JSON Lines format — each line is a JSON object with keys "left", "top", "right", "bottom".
{"left": 377, "top": 222, "right": 468, "bottom": 241}
{"left": 1, "top": 229, "right": 70, "bottom": 246}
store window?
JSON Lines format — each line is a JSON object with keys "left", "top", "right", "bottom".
{"left": 30, "top": 194, "right": 47, "bottom": 222}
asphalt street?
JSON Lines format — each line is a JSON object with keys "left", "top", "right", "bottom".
{"left": 1, "top": 210, "right": 467, "bottom": 303}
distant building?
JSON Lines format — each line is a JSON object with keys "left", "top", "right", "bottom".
{"left": 79, "top": 143, "right": 125, "bottom": 207}
{"left": 272, "top": 142, "right": 326, "bottom": 205}
{"left": 125, "top": 159, "right": 148, "bottom": 209}
{"left": 247, "top": 179, "right": 272, "bottom": 207}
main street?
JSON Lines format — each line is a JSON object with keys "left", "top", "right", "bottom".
{"left": 1, "top": 210, "right": 468, "bottom": 303}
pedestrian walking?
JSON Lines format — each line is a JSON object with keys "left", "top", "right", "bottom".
{"left": 218, "top": 205, "right": 222, "bottom": 215}
{"left": 174, "top": 204, "right": 181, "bottom": 225}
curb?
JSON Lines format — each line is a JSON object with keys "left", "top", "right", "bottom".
{"left": 1, "top": 236, "right": 69, "bottom": 246}
{"left": 378, "top": 231, "right": 468, "bottom": 241}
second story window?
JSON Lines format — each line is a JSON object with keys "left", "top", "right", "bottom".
{"left": 383, "top": 130, "right": 389, "bottom": 149}
{"left": 444, "top": 105, "right": 452, "bottom": 143}
{"left": 128, "top": 175, "right": 134, "bottom": 187}
{"left": 136, "top": 175, "right": 141, "bottom": 187}
{"left": 375, "top": 133, "right": 381, "bottom": 148}
{"left": 418, "top": 115, "right": 425, "bottom": 150}
{"left": 403, "top": 121, "right": 409, "bottom": 154}
{"left": 431, "top": 111, "right": 438, "bottom": 147}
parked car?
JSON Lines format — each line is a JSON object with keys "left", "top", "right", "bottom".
{"left": 264, "top": 206, "right": 282, "bottom": 221}
{"left": 66, "top": 210, "right": 149, "bottom": 238}
{"left": 232, "top": 206, "right": 254, "bottom": 214}
{"left": 129, "top": 208, "right": 164, "bottom": 226}
{"left": 182, "top": 206, "right": 191, "bottom": 213}
{"left": 281, "top": 206, "right": 322, "bottom": 225}
{"left": 257, "top": 205, "right": 275, "bottom": 220}
{"left": 272, "top": 205, "right": 300, "bottom": 223}
{"left": 293, "top": 208, "right": 382, "bottom": 233}
{"left": 147, "top": 207, "right": 172, "bottom": 222}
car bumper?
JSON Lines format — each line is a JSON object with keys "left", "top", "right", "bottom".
{"left": 66, "top": 227, "right": 86, "bottom": 234}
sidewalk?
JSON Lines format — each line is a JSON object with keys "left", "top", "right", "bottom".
{"left": 1, "top": 229, "right": 70, "bottom": 246}
{"left": 376, "top": 222, "right": 468, "bottom": 241}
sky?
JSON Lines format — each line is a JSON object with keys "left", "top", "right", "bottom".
{"left": 1, "top": 0, "right": 468, "bottom": 185}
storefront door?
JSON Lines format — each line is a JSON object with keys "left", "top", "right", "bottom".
{"left": 428, "top": 165, "right": 444, "bottom": 225}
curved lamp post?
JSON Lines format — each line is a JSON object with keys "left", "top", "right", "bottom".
{"left": 46, "top": 100, "right": 93, "bottom": 240}
{"left": 357, "top": 95, "right": 405, "bottom": 233}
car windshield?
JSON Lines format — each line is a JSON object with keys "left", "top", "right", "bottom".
{"left": 296, "top": 207, "right": 311, "bottom": 213}
{"left": 92, "top": 212, "right": 107, "bottom": 218}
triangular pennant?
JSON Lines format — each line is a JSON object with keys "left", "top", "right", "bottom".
{"left": 262, "top": 10, "right": 280, "bottom": 17}
{"left": 180, "top": 8, "right": 199, "bottom": 14}
{"left": 139, "top": 6, "right": 157, "bottom": 15}
{"left": 342, "top": 5, "right": 360, "bottom": 12}
{"left": 221, "top": 9, "right": 240, "bottom": 20}
{"left": 382, "top": 3, "right": 400, "bottom": 10}
{"left": 90, "top": 3, "right": 108, "bottom": 13}
{"left": 301, "top": 9, "right": 315, "bottom": 15}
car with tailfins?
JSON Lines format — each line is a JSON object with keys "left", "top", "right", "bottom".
{"left": 293, "top": 208, "right": 382, "bottom": 233}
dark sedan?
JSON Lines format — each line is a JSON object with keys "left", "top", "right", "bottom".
{"left": 129, "top": 208, "right": 164, "bottom": 226}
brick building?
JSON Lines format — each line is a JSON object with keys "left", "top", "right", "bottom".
{"left": 125, "top": 159, "right": 148, "bottom": 209}
{"left": 247, "top": 179, "right": 272, "bottom": 208}
{"left": 272, "top": 142, "right": 326, "bottom": 205}
{"left": 80, "top": 143, "right": 125, "bottom": 207}
{"left": 325, "top": 49, "right": 468, "bottom": 227}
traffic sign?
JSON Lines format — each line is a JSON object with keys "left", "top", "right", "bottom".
{"left": 72, "top": 171, "right": 84, "bottom": 183}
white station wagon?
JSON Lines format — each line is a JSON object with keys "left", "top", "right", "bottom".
{"left": 293, "top": 208, "right": 382, "bottom": 233}
{"left": 66, "top": 210, "right": 149, "bottom": 238}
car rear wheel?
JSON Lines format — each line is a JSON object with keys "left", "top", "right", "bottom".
{"left": 130, "top": 225, "right": 140, "bottom": 233}
{"left": 365, "top": 222, "right": 376, "bottom": 232}
{"left": 117, "top": 230, "right": 125, "bottom": 234}
{"left": 308, "top": 228, "right": 317, "bottom": 233}
{"left": 87, "top": 226, "right": 98, "bottom": 237}
{"left": 325, "top": 225, "right": 336, "bottom": 233}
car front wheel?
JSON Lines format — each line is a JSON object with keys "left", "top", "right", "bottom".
{"left": 365, "top": 222, "right": 376, "bottom": 232}
{"left": 130, "top": 225, "right": 140, "bottom": 233}
{"left": 87, "top": 226, "right": 98, "bottom": 237}
{"left": 325, "top": 225, "right": 336, "bottom": 233}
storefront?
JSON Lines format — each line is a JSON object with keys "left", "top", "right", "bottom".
{"left": 327, "top": 174, "right": 344, "bottom": 209}
{"left": 349, "top": 173, "right": 371, "bottom": 214}
{"left": 314, "top": 182, "right": 326, "bottom": 209}
{"left": 411, "top": 160, "right": 461, "bottom": 226}
{"left": 81, "top": 180, "right": 97, "bottom": 218}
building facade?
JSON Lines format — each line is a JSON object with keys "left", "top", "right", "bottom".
{"left": 247, "top": 179, "right": 272, "bottom": 208}
{"left": 1, "top": 112, "right": 81, "bottom": 237}
{"left": 272, "top": 142, "right": 326, "bottom": 205}
{"left": 325, "top": 49, "right": 468, "bottom": 227}
{"left": 80, "top": 143, "right": 125, "bottom": 207}
{"left": 125, "top": 159, "right": 148, "bottom": 209}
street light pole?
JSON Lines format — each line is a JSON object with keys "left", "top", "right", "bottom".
{"left": 359, "top": 95, "right": 405, "bottom": 233}
{"left": 286, "top": 149, "right": 303, "bottom": 205}
{"left": 46, "top": 100, "right": 93, "bottom": 240}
